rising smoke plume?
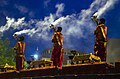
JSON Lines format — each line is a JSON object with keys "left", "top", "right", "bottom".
{"left": 93, "top": 0, "right": 118, "bottom": 18}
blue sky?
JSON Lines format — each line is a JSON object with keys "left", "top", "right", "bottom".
{"left": 0, "top": 0, "right": 120, "bottom": 60}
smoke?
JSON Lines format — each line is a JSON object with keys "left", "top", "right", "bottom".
{"left": 0, "top": 17, "right": 25, "bottom": 32}
{"left": 55, "top": 3, "right": 65, "bottom": 17}
{"left": 0, "top": 0, "right": 118, "bottom": 50}
{"left": 14, "top": 3, "right": 68, "bottom": 40}
{"left": 93, "top": 0, "right": 118, "bottom": 18}
{"left": 52, "top": 16, "right": 70, "bottom": 26}
{"left": 14, "top": 28, "right": 36, "bottom": 37}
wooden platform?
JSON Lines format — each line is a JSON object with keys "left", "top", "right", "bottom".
{"left": 0, "top": 62, "right": 118, "bottom": 79}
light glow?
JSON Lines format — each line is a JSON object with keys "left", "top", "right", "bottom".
{"left": 34, "top": 54, "right": 38, "bottom": 60}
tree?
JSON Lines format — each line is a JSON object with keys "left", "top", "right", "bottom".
{"left": 0, "top": 38, "right": 15, "bottom": 66}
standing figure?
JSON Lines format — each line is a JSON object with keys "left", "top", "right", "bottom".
{"left": 94, "top": 18, "right": 108, "bottom": 61}
{"left": 14, "top": 36, "right": 26, "bottom": 71}
{"left": 51, "top": 27, "right": 64, "bottom": 69}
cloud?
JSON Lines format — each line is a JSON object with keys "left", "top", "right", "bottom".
{"left": 44, "top": 0, "right": 51, "bottom": 7}
{"left": 15, "top": 4, "right": 28, "bottom": 14}
{"left": 0, "top": 0, "right": 118, "bottom": 51}
{"left": 0, "top": 0, "right": 8, "bottom": 7}
{"left": 55, "top": 3, "right": 65, "bottom": 17}
{"left": 14, "top": 4, "right": 35, "bottom": 18}
{"left": 28, "top": 11, "right": 35, "bottom": 18}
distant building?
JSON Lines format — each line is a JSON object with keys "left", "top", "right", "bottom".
{"left": 36, "top": 39, "right": 120, "bottom": 66}
{"left": 107, "top": 39, "right": 120, "bottom": 65}
{"left": 40, "top": 48, "right": 83, "bottom": 65}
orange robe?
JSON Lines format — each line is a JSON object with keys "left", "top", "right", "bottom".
{"left": 51, "top": 32, "right": 64, "bottom": 68}
{"left": 14, "top": 41, "right": 26, "bottom": 70}
{"left": 94, "top": 24, "right": 107, "bottom": 61}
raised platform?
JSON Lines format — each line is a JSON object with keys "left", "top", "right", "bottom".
{"left": 0, "top": 62, "right": 119, "bottom": 79}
